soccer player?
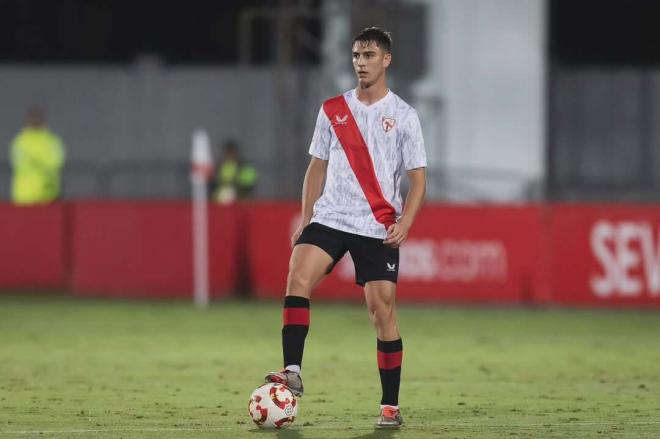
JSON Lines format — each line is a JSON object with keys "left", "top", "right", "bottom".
{"left": 266, "top": 27, "right": 427, "bottom": 429}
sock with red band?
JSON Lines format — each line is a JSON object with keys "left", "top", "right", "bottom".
{"left": 377, "top": 338, "right": 403, "bottom": 406}
{"left": 282, "top": 295, "right": 310, "bottom": 370}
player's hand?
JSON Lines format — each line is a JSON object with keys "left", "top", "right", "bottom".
{"left": 383, "top": 220, "right": 411, "bottom": 248}
{"left": 291, "top": 224, "right": 305, "bottom": 248}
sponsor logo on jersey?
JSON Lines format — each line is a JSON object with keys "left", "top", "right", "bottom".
{"left": 335, "top": 114, "right": 348, "bottom": 125}
{"left": 382, "top": 117, "right": 396, "bottom": 132}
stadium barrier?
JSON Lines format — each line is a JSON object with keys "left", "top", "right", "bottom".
{"left": 0, "top": 203, "right": 67, "bottom": 289}
{"left": 246, "top": 203, "right": 544, "bottom": 303}
{"left": 69, "top": 201, "right": 240, "bottom": 298}
{"left": 0, "top": 201, "right": 659, "bottom": 308}
{"left": 543, "top": 204, "right": 660, "bottom": 307}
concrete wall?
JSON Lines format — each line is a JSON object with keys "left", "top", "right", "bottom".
{"left": 413, "top": 0, "right": 546, "bottom": 200}
{"left": 0, "top": 63, "right": 322, "bottom": 199}
{"left": 550, "top": 68, "right": 660, "bottom": 201}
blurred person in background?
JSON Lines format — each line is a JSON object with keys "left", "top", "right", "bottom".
{"left": 9, "top": 107, "right": 66, "bottom": 205}
{"left": 265, "top": 27, "right": 427, "bottom": 429}
{"left": 212, "top": 139, "right": 258, "bottom": 204}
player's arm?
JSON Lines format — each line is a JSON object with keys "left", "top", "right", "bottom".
{"left": 383, "top": 167, "right": 426, "bottom": 248}
{"left": 301, "top": 157, "right": 328, "bottom": 225}
{"left": 291, "top": 157, "right": 328, "bottom": 246}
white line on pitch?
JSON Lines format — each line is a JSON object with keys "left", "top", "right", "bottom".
{"left": 2, "top": 421, "right": 660, "bottom": 435}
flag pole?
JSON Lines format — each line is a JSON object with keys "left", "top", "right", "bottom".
{"left": 190, "top": 129, "right": 213, "bottom": 308}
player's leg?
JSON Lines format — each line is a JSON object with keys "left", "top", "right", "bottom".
{"left": 365, "top": 280, "right": 400, "bottom": 340}
{"left": 348, "top": 234, "right": 403, "bottom": 428}
{"left": 282, "top": 243, "right": 333, "bottom": 370}
{"left": 364, "top": 280, "right": 404, "bottom": 428}
{"left": 267, "top": 223, "right": 346, "bottom": 396}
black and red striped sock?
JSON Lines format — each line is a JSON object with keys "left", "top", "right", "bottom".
{"left": 282, "top": 295, "right": 310, "bottom": 370}
{"left": 377, "top": 338, "right": 403, "bottom": 406}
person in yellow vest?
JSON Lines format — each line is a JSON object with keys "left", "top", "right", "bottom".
{"left": 10, "top": 108, "right": 66, "bottom": 205}
{"left": 212, "top": 140, "right": 258, "bottom": 204}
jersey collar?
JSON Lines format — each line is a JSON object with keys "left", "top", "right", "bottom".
{"left": 351, "top": 88, "right": 392, "bottom": 110}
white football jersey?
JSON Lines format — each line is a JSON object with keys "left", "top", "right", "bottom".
{"left": 308, "top": 89, "right": 427, "bottom": 239}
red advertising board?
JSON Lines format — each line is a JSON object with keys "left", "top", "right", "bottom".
{"left": 0, "top": 203, "right": 67, "bottom": 289}
{"left": 396, "top": 206, "right": 543, "bottom": 302}
{"left": 2, "top": 200, "right": 660, "bottom": 308}
{"left": 245, "top": 202, "right": 302, "bottom": 299}
{"left": 70, "top": 201, "right": 239, "bottom": 298}
{"left": 247, "top": 202, "right": 544, "bottom": 303}
{"left": 547, "top": 204, "right": 660, "bottom": 307}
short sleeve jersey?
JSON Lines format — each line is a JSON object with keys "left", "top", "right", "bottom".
{"left": 308, "top": 89, "right": 426, "bottom": 239}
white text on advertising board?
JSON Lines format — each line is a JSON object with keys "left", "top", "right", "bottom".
{"left": 338, "top": 239, "right": 508, "bottom": 283}
{"left": 591, "top": 220, "right": 660, "bottom": 298}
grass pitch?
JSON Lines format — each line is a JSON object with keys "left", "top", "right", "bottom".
{"left": 1, "top": 295, "right": 660, "bottom": 438}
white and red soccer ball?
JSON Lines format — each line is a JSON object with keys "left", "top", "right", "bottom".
{"left": 248, "top": 383, "right": 298, "bottom": 429}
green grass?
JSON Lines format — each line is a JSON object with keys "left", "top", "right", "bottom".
{"left": 1, "top": 295, "right": 660, "bottom": 438}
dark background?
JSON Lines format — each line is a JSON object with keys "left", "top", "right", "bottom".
{"left": 3, "top": 0, "right": 660, "bottom": 65}
{"left": 0, "top": 0, "right": 321, "bottom": 63}
{"left": 550, "top": 0, "right": 660, "bottom": 66}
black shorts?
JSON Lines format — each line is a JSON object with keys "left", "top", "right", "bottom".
{"left": 295, "top": 222, "right": 399, "bottom": 286}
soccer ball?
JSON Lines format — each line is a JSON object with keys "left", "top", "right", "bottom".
{"left": 248, "top": 383, "right": 298, "bottom": 429}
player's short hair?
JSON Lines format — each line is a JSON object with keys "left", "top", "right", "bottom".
{"left": 352, "top": 27, "right": 392, "bottom": 53}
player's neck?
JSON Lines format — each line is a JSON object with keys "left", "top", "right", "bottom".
{"left": 355, "top": 80, "right": 389, "bottom": 106}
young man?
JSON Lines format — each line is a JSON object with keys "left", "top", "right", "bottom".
{"left": 10, "top": 108, "right": 66, "bottom": 205}
{"left": 266, "top": 27, "right": 427, "bottom": 428}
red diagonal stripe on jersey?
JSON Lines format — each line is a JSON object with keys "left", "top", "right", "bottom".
{"left": 377, "top": 350, "right": 403, "bottom": 370}
{"left": 323, "top": 95, "right": 396, "bottom": 230}
{"left": 283, "top": 308, "right": 310, "bottom": 326}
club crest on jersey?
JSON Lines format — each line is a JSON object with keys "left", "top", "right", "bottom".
{"left": 382, "top": 117, "right": 396, "bottom": 132}
{"left": 335, "top": 114, "right": 348, "bottom": 125}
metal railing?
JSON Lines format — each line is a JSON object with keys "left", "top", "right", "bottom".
{"left": 0, "top": 159, "right": 543, "bottom": 202}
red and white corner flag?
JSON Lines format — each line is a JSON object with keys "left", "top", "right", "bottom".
{"left": 190, "top": 129, "right": 213, "bottom": 308}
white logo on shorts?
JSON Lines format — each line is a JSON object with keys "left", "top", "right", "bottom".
{"left": 387, "top": 263, "right": 396, "bottom": 272}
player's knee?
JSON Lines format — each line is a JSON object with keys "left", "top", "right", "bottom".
{"left": 368, "top": 303, "right": 396, "bottom": 329}
{"left": 286, "top": 270, "right": 314, "bottom": 295}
